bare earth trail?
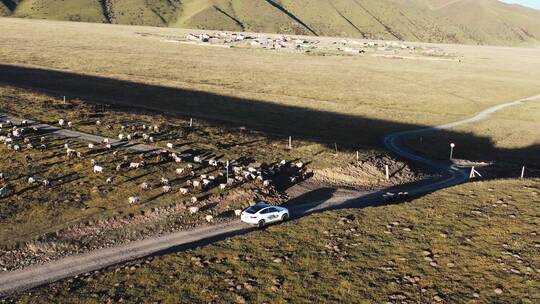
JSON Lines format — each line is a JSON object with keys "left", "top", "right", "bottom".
{"left": 1, "top": 93, "right": 539, "bottom": 297}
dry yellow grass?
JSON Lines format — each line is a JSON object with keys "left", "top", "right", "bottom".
{"left": 0, "top": 18, "right": 539, "bottom": 149}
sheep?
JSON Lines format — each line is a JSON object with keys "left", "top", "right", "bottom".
{"left": 116, "top": 164, "right": 123, "bottom": 172}
{"left": 88, "top": 143, "right": 95, "bottom": 149}
{"left": 173, "top": 155, "right": 182, "bottom": 163}
{"left": 140, "top": 182, "right": 150, "bottom": 190}
{"left": 130, "top": 162, "right": 141, "bottom": 169}
{"left": 263, "top": 180, "right": 272, "bottom": 187}
{"left": 128, "top": 196, "right": 140, "bottom": 204}
{"left": 219, "top": 183, "right": 227, "bottom": 190}
{"left": 234, "top": 209, "right": 242, "bottom": 216}
{"left": 42, "top": 179, "right": 50, "bottom": 187}
{"left": 40, "top": 137, "right": 45, "bottom": 142}
{"left": 91, "top": 159, "right": 97, "bottom": 166}
{"left": 96, "top": 120, "right": 101, "bottom": 126}
{"left": 149, "top": 137, "right": 154, "bottom": 143}
{"left": 26, "top": 143, "right": 33, "bottom": 150}
{"left": 179, "top": 188, "right": 189, "bottom": 194}
{"left": 200, "top": 174, "right": 208, "bottom": 180}
{"left": 126, "top": 134, "right": 132, "bottom": 141}
{"left": 248, "top": 167, "right": 257, "bottom": 173}
{"left": 58, "top": 119, "right": 65, "bottom": 127}
{"left": 189, "top": 206, "right": 199, "bottom": 214}
{"left": 208, "top": 159, "right": 218, "bottom": 167}
{"left": 176, "top": 168, "right": 185, "bottom": 175}
{"left": 0, "top": 186, "right": 8, "bottom": 197}
{"left": 67, "top": 121, "right": 73, "bottom": 128}
{"left": 118, "top": 134, "right": 124, "bottom": 141}
{"left": 27, "top": 177, "right": 36, "bottom": 184}
{"left": 106, "top": 177, "right": 113, "bottom": 184}
{"left": 279, "top": 160, "right": 287, "bottom": 166}
{"left": 161, "top": 177, "right": 169, "bottom": 185}
{"left": 106, "top": 144, "right": 112, "bottom": 150}
{"left": 191, "top": 196, "right": 198, "bottom": 203}
{"left": 142, "top": 134, "right": 149, "bottom": 142}
{"left": 205, "top": 215, "right": 214, "bottom": 223}
{"left": 13, "top": 145, "right": 20, "bottom": 152}
{"left": 202, "top": 179, "right": 211, "bottom": 187}
{"left": 93, "top": 165, "right": 104, "bottom": 174}
{"left": 194, "top": 156, "right": 202, "bottom": 163}
{"left": 112, "top": 151, "right": 119, "bottom": 157}
{"left": 23, "top": 138, "right": 30, "bottom": 144}
{"left": 166, "top": 143, "right": 174, "bottom": 149}
{"left": 77, "top": 151, "right": 83, "bottom": 158}
{"left": 0, "top": 172, "right": 4, "bottom": 179}
{"left": 295, "top": 162, "right": 304, "bottom": 168}
{"left": 162, "top": 185, "right": 171, "bottom": 193}
{"left": 103, "top": 138, "right": 109, "bottom": 144}
{"left": 192, "top": 180, "right": 201, "bottom": 188}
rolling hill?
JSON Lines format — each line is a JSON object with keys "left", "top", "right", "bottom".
{"left": 1, "top": 0, "right": 540, "bottom": 45}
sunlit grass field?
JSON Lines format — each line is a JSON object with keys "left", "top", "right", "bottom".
{"left": 14, "top": 178, "right": 540, "bottom": 303}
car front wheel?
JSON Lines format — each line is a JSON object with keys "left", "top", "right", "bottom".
{"left": 281, "top": 213, "right": 289, "bottom": 221}
{"left": 258, "top": 219, "right": 266, "bottom": 228}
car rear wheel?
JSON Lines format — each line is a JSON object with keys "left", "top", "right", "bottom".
{"left": 258, "top": 219, "right": 266, "bottom": 228}
{"left": 281, "top": 213, "right": 289, "bottom": 221}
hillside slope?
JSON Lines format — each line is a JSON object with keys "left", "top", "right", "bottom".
{"left": 3, "top": 0, "right": 540, "bottom": 45}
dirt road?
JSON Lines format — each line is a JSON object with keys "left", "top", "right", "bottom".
{"left": 1, "top": 93, "right": 539, "bottom": 297}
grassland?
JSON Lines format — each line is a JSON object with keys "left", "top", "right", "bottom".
{"left": 0, "top": 84, "right": 420, "bottom": 270}
{"left": 0, "top": 18, "right": 539, "bottom": 167}
{"left": 12, "top": 178, "right": 540, "bottom": 303}
{"left": 4, "top": 0, "right": 540, "bottom": 45}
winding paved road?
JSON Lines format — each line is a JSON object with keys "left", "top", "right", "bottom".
{"left": 1, "top": 93, "right": 539, "bottom": 297}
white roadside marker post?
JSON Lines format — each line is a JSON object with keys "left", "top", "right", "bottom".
{"left": 288, "top": 136, "right": 292, "bottom": 150}
{"left": 521, "top": 166, "right": 525, "bottom": 179}
{"left": 449, "top": 143, "right": 456, "bottom": 160}
{"left": 189, "top": 118, "right": 193, "bottom": 128}
{"left": 385, "top": 165, "right": 390, "bottom": 181}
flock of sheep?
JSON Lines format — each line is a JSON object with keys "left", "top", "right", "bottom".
{"left": 0, "top": 116, "right": 310, "bottom": 216}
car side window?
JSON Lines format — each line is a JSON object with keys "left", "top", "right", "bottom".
{"left": 260, "top": 208, "right": 270, "bottom": 214}
{"left": 267, "top": 208, "right": 278, "bottom": 213}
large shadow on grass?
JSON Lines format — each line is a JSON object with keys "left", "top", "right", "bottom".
{"left": 0, "top": 63, "right": 539, "bottom": 174}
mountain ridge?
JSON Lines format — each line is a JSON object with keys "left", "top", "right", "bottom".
{"left": 1, "top": 0, "right": 540, "bottom": 45}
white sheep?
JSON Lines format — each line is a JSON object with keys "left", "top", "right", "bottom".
{"left": 219, "top": 184, "right": 227, "bottom": 190}
{"left": 118, "top": 134, "right": 124, "bottom": 140}
{"left": 67, "top": 121, "right": 73, "bottom": 128}
{"left": 191, "top": 196, "right": 198, "bottom": 203}
{"left": 263, "top": 180, "right": 272, "bottom": 187}
{"left": 140, "top": 182, "right": 150, "bottom": 190}
{"left": 192, "top": 180, "right": 201, "bottom": 188}
{"left": 176, "top": 168, "right": 184, "bottom": 175}
{"left": 93, "top": 165, "right": 104, "bottom": 174}
{"left": 166, "top": 143, "right": 174, "bottom": 149}
{"left": 205, "top": 215, "right": 214, "bottom": 223}
{"left": 194, "top": 156, "right": 202, "bottom": 163}
{"left": 13, "top": 145, "right": 20, "bottom": 151}
{"left": 130, "top": 162, "right": 141, "bottom": 169}
{"left": 189, "top": 206, "right": 199, "bottom": 214}
{"left": 161, "top": 177, "right": 169, "bottom": 185}
{"left": 234, "top": 209, "right": 242, "bottom": 216}
{"left": 58, "top": 119, "right": 65, "bottom": 127}
{"left": 43, "top": 179, "right": 50, "bottom": 186}
{"left": 91, "top": 159, "right": 97, "bottom": 166}
{"left": 128, "top": 196, "right": 140, "bottom": 204}
{"left": 162, "top": 185, "right": 171, "bottom": 193}
{"left": 180, "top": 188, "right": 189, "bottom": 194}
{"left": 88, "top": 143, "right": 95, "bottom": 149}
{"left": 28, "top": 177, "right": 36, "bottom": 184}
{"left": 106, "top": 177, "right": 113, "bottom": 184}
{"left": 202, "top": 179, "right": 211, "bottom": 187}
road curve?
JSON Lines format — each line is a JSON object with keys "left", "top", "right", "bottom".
{"left": 1, "top": 94, "right": 539, "bottom": 297}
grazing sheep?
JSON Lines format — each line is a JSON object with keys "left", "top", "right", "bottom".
{"left": 77, "top": 151, "right": 83, "bottom": 158}
{"left": 88, "top": 143, "right": 95, "bottom": 149}
{"left": 93, "top": 165, "right": 104, "bottom": 174}
{"left": 295, "top": 162, "right": 304, "bottom": 168}
{"left": 91, "top": 159, "right": 97, "bottom": 166}
{"left": 43, "top": 179, "right": 50, "bottom": 187}
{"left": 208, "top": 159, "right": 218, "bottom": 167}
{"left": 205, "top": 215, "right": 214, "bottom": 223}
{"left": 162, "top": 185, "right": 172, "bottom": 193}
{"left": 191, "top": 196, "right": 198, "bottom": 203}
{"left": 0, "top": 172, "right": 4, "bottom": 179}
{"left": 194, "top": 156, "right": 202, "bottom": 163}
{"left": 180, "top": 188, "right": 188, "bottom": 194}
{"left": 130, "top": 162, "right": 141, "bottom": 169}
{"left": 21, "top": 120, "right": 28, "bottom": 126}
{"left": 128, "top": 196, "right": 140, "bottom": 204}
{"left": 23, "top": 138, "right": 30, "bottom": 144}
{"left": 280, "top": 160, "right": 287, "bottom": 166}
{"left": 67, "top": 121, "right": 73, "bottom": 128}
{"left": 263, "top": 180, "right": 272, "bottom": 187}
{"left": 176, "top": 168, "right": 184, "bottom": 175}
{"left": 13, "top": 145, "right": 20, "bottom": 152}
{"left": 166, "top": 143, "right": 174, "bottom": 149}
{"left": 219, "top": 184, "right": 227, "bottom": 190}
{"left": 116, "top": 164, "right": 122, "bottom": 172}
{"left": 103, "top": 138, "right": 109, "bottom": 144}
{"left": 160, "top": 177, "right": 169, "bottom": 185}
{"left": 58, "top": 119, "right": 65, "bottom": 127}
{"left": 106, "top": 144, "right": 112, "bottom": 150}
{"left": 149, "top": 137, "right": 154, "bottom": 143}
{"left": 27, "top": 177, "right": 36, "bottom": 184}
{"left": 26, "top": 143, "right": 33, "bottom": 150}
{"left": 112, "top": 151, "right": 119, "bottom": 157}
{"left": 126, "top": 134, "right": 132, "bottom": 141}
{"left": 234, "top": 209, "right": 242, "bottom": 216}
{"left": 140, "top": 182, "right": 150, "bottom": 190}
{"left": 189, "top": 206, "right": 199, "bottom": 214}
{"left": 40, "top": 137, "right": 45, "bottom": 142}
{"left": 202, "top": 179, "right": 211, "bottom": 187}
{"left": 96, "top": 120, "right": 101, "bottom": 126}
{"left": 118, "top": 134, "right": 124, "bottom": 141}
{"left": 192, "top": 180, "right": 201, "bottom": 188}
{"left": 106, "top": 177, "right": 113, "bottom": 184}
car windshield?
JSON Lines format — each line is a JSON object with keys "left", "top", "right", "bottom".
{"left": 244, "top": 204, "right": 269, "bottom": 214}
